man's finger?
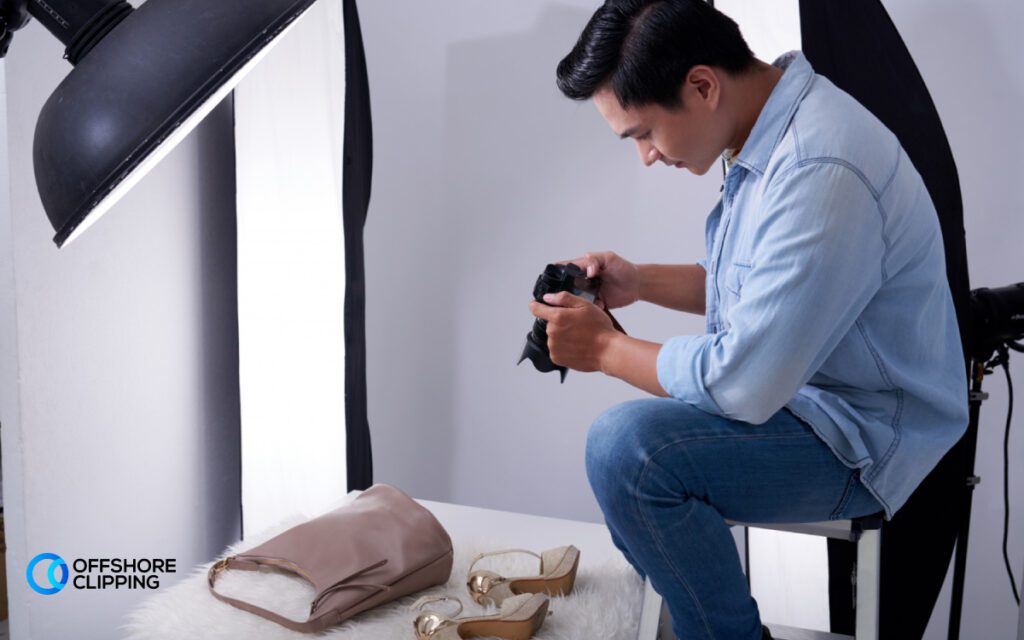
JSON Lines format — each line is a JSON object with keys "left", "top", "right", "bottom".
{"left": 542, "top": 291, "right": 588, "bottom": 308}
{"left": 529, "top": 300, "right": 557, "bottom": 320}
{"left": 555, "top": 257, "right": 590, "bottom": 272}
{"left": 582, "top": 252, "right": 607, "bottom": 277}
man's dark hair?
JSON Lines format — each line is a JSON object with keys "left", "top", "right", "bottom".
{"left": 556, "top": 0, "right": 755, "bottom": 109}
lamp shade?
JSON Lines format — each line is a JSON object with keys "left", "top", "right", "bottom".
{"left": 31, "top": 0, "right": 317, "bottom": 247}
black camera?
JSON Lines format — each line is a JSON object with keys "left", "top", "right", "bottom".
{"left": 518, "top": 263, "right": 603, "bottom": 383}
{"left": 970, "top": 283, "right": 1024, "bottom": 360}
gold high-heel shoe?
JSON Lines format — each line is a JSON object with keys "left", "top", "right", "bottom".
{"left": 466, "top": 546, "right": 580, "bottom": 607}
{"left": 411, "top": 593, "right": 550, "bottom": 640}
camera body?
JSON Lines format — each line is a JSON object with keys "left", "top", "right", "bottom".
{"left": 970, "top": 283, "right": 1024, "bottom": 360}
{"left": 519, "top": 263, "right": 602, "bottom": 382}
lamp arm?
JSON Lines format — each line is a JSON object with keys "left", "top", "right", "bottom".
{"left": 0, "top": 0, "right": 133, "bottom": 64}
{"left": 0, "top": 0, "right": 30, "bottom": 57}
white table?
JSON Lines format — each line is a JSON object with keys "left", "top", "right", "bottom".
{"left": 387, "top": 494, "right": 865, "bottom": 640}
{"left": 345, "top": 491, "right": 626, "bottom": 569}
{"left": 128, "top": 492, "right": 656, "bottom": 640}
{"left": 346, "top": 491, "right": 667, "bottom": 640}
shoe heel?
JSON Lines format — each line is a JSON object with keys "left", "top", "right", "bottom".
{"left": 512, "top": 546, "right": 580, "bottom": 597}
{"left": 547, "top": 547, "right": 580, "bottom": 596}
{"left": 526, "top": 597, "right": 550, "bottom": 637}
{"left": 457, "top": 594, "right": 549, "bottom": 640}
{"left": 503, "top": 595, "right": 550, "bottom": 640}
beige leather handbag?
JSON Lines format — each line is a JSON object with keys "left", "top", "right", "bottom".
{"left": 208, "top": 484, "right": 454, "bottom": 632}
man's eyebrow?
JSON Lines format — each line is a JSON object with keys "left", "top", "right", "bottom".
{"left": 618, "top": 127, "right": 640, "bottom": 140}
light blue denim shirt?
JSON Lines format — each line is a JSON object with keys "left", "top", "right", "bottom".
{"left": 655, "top": 51, "right": 968, "bottom": 518}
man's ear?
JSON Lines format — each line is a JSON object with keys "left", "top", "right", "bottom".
{"left": 684, "top": 65, "right": 720, "bottom": 110}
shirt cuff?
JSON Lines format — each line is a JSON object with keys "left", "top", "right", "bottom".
{"left": 656, "top": 335, "right": 724, "bottom": 415}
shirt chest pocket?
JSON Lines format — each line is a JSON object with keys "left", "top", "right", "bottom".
{"left": 723, "top": 262, "right": 753, "bottom": 299}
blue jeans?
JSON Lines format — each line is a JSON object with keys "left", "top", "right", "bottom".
{"left": 585, "top": 398, "right": 883, "bottom": 640}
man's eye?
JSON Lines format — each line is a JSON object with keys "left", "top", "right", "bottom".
{"left": 638, "top": 132, "right": 652, "bottom": 141}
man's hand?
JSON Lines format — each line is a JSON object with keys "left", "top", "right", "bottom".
{"left": 556, "top": 251, "right": 640, "bottom": 310}
{"left": 528, "top": 291, "right": 616, "bottom": 372}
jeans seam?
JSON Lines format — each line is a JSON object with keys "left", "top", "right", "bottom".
{"left": 631, "top": 433, "right": 810, "bottom": 639}
{"left": 829, "top": 471, "right": 858, "bottom": 520}
{"left": 635, "top": 445, "right": 718, "bottom": 640}
{"left": 624, "top": 429, "right": 828, "bottom": 639}
{"left": 646, "top": 432, "right": 818, "bottom": 453}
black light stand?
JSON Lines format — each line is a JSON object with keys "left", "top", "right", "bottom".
{"left": 947, "top": 356, "right": 994, "bottom": 639}
{"left": 948, "top": 283, "right": 1024, "bottom": 640}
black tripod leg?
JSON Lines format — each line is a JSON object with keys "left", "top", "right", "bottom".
{"left": 947, "top": 368, "right": 985, "bottom": 639}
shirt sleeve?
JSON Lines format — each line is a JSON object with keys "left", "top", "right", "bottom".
{"left": 656, "top": 161, "right": 886, "bottom": 424}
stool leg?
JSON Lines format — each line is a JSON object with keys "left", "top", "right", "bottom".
{"left": 855, "top": 529, "right": 881, "bottom": 640}
{"left": 639, "top": 577, "right": 664, "bottom": 640}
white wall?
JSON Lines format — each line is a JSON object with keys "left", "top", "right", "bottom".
{"left": 361, "top": 1, "right": 1023, "bottom": 639}
{"left": 1019, "top": 587, "right": 1024, "bottom": 640}
{"left": 890, "top": 2, "right": 1024, "bottom": 637}
{"left": 361, "top": 0, "right": 710, "bottom": 522}
{"left": 0, "top": 16, "right": 241, "bottom": 640}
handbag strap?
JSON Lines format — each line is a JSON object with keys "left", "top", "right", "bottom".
{"left": 207, "top": 555, "right": 390, "bottom": 633}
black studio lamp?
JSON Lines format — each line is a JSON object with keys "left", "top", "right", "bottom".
{"left": 0, "top": 0, "right": 317, "bottom": 247}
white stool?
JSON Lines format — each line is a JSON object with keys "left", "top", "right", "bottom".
{"left": 636, "top": 516, "right": 883, "bottom": 640}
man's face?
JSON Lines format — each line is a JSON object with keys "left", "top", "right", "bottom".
{"left": 592, "top": 66, "right": 729, "bottom": 176}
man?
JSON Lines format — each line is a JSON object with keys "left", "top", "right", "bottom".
{"left": 527, "top": 1, "right": 969, "bottom": 639}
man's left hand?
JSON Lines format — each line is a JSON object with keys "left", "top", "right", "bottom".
{"left": 528, "top": 291, "right": 616, "bottom": 373}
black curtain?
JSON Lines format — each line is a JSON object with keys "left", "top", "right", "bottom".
{"left": 343, "top": 0, "right": 374, "bottom": 491}
{"left": 799, "top": 2, "right": 972, "bottom": 638}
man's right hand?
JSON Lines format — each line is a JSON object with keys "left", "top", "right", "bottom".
{"left": 557, "top": 251, "right": 640, "bottom": 310}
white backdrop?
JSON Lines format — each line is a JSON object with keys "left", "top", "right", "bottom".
{"left": 234, "top": 0, "right": 349, "bottom": 537}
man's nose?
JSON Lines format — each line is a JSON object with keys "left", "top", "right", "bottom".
{"left": 636, "top": 140, "right": 661, "bottom": 167}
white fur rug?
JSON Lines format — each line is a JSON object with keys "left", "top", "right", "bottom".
{"left": 122, "top": 515, "right": 644, "bottom": 640}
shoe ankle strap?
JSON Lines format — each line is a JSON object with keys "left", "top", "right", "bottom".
{"left": 410, "top": 594, "right": 464, "bottom": 618}
{"left": 467, "top": 548, "right": 542, "bottom": 575}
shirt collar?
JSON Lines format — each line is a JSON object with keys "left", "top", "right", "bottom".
{"left": 732, "top": 50, "right": 815, "bottom": 176}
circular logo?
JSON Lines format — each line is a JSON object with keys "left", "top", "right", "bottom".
{"left": 27, "top": 553, "right": 68, "bottom": 595}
